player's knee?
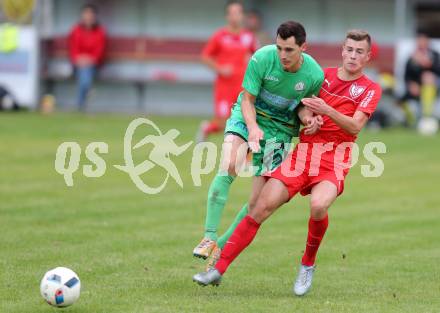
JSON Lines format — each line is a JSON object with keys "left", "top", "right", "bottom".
{"left": 219, "top": 158, "right": 238, "bottom": 176}
{"left": 226, "top": 162, "right": 238, "bottom": 176}
{"left": 249, "top": 202, "right": 269, "bottom": 224}
{"left": 248, "top": 194, "right": 259, "bottom": 211}
{"left": 421, "top": 71, "right": 436, "bottom": 84}
{"left": 310, "top": 198, "right": 329, "bottom": 219}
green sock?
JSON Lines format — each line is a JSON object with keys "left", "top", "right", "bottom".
{"left": 217, "top": 203, "right": 248, "bottom": 249}
{"left": 204, "top": 174, "right": 235, "bottom": 241}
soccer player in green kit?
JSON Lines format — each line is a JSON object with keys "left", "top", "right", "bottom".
{"left": 193, "top": 21, "right": 324, "bottom": 268}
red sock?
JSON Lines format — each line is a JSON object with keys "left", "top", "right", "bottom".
{"left": 301, "top": 215, "right": 329, "bottom": 266}
{"left": 204, "top": 121, "right": 221, "bottom": 136}
{"left": 215, "top": 215, "right": 260, "bottom": 274}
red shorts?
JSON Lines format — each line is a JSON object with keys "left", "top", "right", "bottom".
{"left": 214, "top": 80, "right": 242, "bottom": 118}
{"left": 266, "top": 134, "right": 354, "bottom": 200}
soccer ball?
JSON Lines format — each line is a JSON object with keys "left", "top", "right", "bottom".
{"left": 417, "top": 117, "right": 439, "bottom": 136}
{"left": 40, "top": 267, "right": 81, "bottom": 307}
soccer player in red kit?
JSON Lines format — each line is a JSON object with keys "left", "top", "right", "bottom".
{"left": 193, "top": 30, "right": 382, "bottom": 296}
{"left": 196, "top": 1, "right": 256, "bottom": 141}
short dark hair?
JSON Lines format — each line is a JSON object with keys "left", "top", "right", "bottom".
{"left": 276, "top": 21, "right": 306, "bottom": 46}
{"left": 247, "top": 8, "right": 262, "bottom": 18}
{"left": 82, "top": 3, "right": 98, "bottom": 14}
{"left": 345, "top": 29, "right": 371, "bottom": 49}
{"left": 225, "top": 1, "right": 243, "bottom": 12}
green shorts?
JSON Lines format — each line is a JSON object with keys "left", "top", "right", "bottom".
{"left": 225, "top": 105, "right": 299, "bottom": 176}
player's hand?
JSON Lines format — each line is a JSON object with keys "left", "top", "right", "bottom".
{"left": 248, "top": 125, "right": 264, "bottom": 153}
{"left": 302, "top": 96, "right": 332, "bottom": 116}
{"left": 218, "top": 65, "right": 233, "bottom": 77}
{"left": 304, "top": 115, "right": 323, "bottom": 135}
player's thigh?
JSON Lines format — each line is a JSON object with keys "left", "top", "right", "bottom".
{"left": 214, "top": 83, "right": 237, "bottom": 119}
{"left": 252, "top": 143, "right": 286, "bottom": 177}
{"left": 249, "top": 178, "right": 290, "bottom": 224}
{"left": 219, "top": 134, "right": 247, "bottom": 175}
{"left": 309, "top": 180, "right": 338, "bottom": 218}
{"left": 254, "top": 121, "right": 292, "bottom": 176}
{"left": 421, "top": 71, "right": 436, "bottom": 85}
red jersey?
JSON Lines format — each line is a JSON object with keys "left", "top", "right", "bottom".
{"left": 202, "top": 27, "right": 256, "bottom": 84}
{"left": 301, "top": 67, "right": 382, "bottom": 143}
{"left": 69, "top": 23, "right": 106, "bottom": 65}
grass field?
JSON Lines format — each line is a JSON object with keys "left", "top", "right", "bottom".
{"left": 1, "top": 112, "right": 439, "bottom": 313}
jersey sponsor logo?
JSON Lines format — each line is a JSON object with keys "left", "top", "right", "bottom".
{"left": 259, "top": 88, "right": 298, "bottom": 110}
{"left": 264, "top": 75, "right": 279, "bottom": 82}
{"left": 255, "top": 92, "right": 299, "bottom": 122}
{"left": 360, "top": 89, "right": 375, "bottom": 108}
{"left": 324, "top": 79, "right": 331, "bottom": 87}
{"left": 240, "top": 33, "right": 253, "bottom": 47}
{"left": 294, "top": 82, "right": 305, "bottom": 91}
{"left": 349, "top": 83, "right": 366, "bottom": 99}
{"left": 222, "top": 35, "right": 233, "bottom": 45}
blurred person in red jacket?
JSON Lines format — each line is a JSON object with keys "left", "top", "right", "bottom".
{"left": 69, "top": 4, "right": 106, "bottom": 111}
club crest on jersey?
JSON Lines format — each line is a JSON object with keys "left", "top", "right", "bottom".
{"left": 240, "top": 33, "right": 253, "bottom": 46}
{"left": 294, "top": 82, "right": 305, "bottom": 91}
{"left": 349, "top": 83, "right": 366, "bottom": 99}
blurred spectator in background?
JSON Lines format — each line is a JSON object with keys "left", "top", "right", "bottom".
{"left": 69, "top": 4, "right": 106, "bottom": 111}
{"left": 245, "top": 9, "right": 272, "bottom": 48}
{"left": 402, "top": 33, "right": 440, "bottom": 124}
{"left": 196, "top": 1, "right": 256, "bottom": 142}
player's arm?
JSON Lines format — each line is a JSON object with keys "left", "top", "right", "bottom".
{"left": 201, "top": 54, "right": 232, "bottom": 77}
{"left": 201, "top": 55, "right": 221, "bottom": 72}
{"left": 201, "top": 33, "right": 232, "bottom": 77}
{"left": 302, "top": 95, "right": 369, "bottom": 135}
{"left": 299, "top": 70, "right": 325, "bottom": 133}
{"left": 326, "top": 109, "right": 369, "bottom": 135}
{"left": 240, "top": 48, "right": 267, "bottom": 152}
{"left": 297, "top": 105, "right": 313, "bottom": 123}
{"left": 297, "top": 105, "right": 323, "bottom": 135}
{"left": 241, "top": 90, "right": 263, "bottom": 152}
{"left": 298, "top": 105, "right": 323, "bottom": 126}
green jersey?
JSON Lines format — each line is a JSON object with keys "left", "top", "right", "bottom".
{"left": 237, "top": 44, "right": 324, "bottom": 135}
{"left": 225, "top": 45, "right": 323, "bottom": 175}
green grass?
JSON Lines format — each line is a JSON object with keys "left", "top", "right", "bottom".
{"left": 1, "top": 112, "right": 439, "bottom": 313}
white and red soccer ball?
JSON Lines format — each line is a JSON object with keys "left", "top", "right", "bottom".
{"left": 40, "top": 267, "right": 81, "bottom": 307}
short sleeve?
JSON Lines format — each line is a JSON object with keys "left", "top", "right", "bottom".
{"left": 202, "top": 32, "right": 220, "bottom": 58}
{"left": 242, "top": 50, "right": 266, "bottom": 96}
{"left": 306, "top": 70, "right": 324, "bottom": 97}
{"left": 357, "top": 83, "right": 382, "bottom": 117}
{"left": 250, "top": 33, "right": 258, "bottom": 53}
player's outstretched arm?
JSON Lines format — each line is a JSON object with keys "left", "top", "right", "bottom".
{"left": 302, "top": 96, "right": 369, "bottom": 135}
